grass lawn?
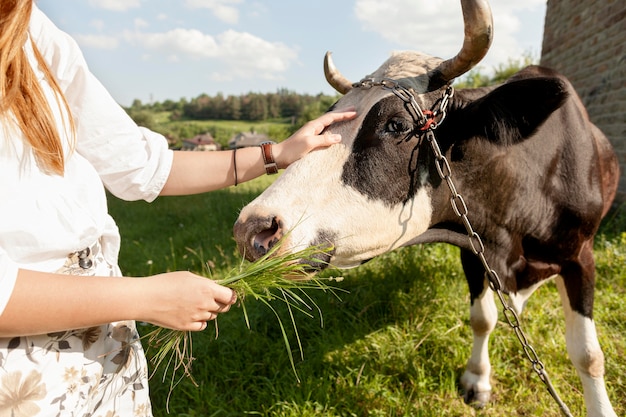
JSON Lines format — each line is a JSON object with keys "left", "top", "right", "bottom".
{"left": 108, "top": 175, "right": 626, "bottom": 417}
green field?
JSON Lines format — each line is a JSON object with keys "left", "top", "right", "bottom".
{"left": 108, "top": 176, "right": 626, "bottom": 417}
{"left": 134, "top": 111, "right": 308, "bottom": 148}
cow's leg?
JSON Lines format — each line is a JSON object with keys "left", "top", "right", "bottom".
{"left": 555, "top": 276, "right": 616, "bottom": 417}
{"left": 459, "top": 251, "right": 498, "bottom": 408}
{"left": 556, "top": 242, "right": 616, "bottom": 417}
{"left": 460, "top": 281, "right": 497, "bottom": 407}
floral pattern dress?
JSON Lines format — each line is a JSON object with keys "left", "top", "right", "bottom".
{"left": 0, "top": 242, "right": 152, "bottom": 417}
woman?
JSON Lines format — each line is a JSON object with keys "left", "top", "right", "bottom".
{"left": 0, "top": 1, "right": 356, "bottom": 415}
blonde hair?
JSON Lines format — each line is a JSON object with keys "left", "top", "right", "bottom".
{"left": 0, "top": 0, "right": 75, "bottom": 175}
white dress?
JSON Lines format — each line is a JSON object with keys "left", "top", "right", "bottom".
{"left": 0, "top": 5, "right": 173, "bottom": 416}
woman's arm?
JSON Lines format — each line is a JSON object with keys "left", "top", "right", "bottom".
{"left": 0, "top": 268, "right": 236, "bottom": 337}
{"left": 160, "top": 108, "right": 356, "bottom": 196}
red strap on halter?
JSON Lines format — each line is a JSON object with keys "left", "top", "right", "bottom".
{"left": 420, "top": 110, "right": 436, "bottom": 131}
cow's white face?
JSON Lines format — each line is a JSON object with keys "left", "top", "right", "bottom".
{"left": 234, "top": 53, "right": 442, "bottom": 269}
{"left": 234, "top": 0, "right": 495, "bottom": 269}
{"left": 235, "top": 143, "right": 433, "bottom": 269}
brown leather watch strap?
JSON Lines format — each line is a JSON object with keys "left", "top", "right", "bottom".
{"left": 260, "top": 141, "right": 278, "bottom": 175}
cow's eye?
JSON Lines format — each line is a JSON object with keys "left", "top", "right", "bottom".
{"left": 385, "top": 117, "right": 413, "bottom": 134}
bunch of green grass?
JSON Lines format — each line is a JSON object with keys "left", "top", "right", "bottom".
{"left": 143, "top": 238, "right": 345, "bottom": 399}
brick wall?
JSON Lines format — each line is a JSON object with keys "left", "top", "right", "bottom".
{"left": 541, "top": 0, "right": 626, "bottom": 203}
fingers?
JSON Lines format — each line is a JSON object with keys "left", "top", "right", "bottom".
{"left": 268, "top": 107, "right": 357, "bottom": 169}
{"left": 310, "top": 107, "right": 357, "bottom": 144}
{"left": 147, "top": 272, "right": 240, "bottom": 332}
{"left": 297, "top": 107, "right": 356, "bottom": 148}
{"left": 186, "top": 282, "right": 237, "bottom": 332}
{"left": 328, "top": 106, "right": 357, "bottom": 121}
{"left": 312, "top": 107, "right": 357, "bottom": 133}
{"left": 211, "top": 283, "right": 237, "bottom": 306}
{"left": 192, "top": 300, "right": 232, "bottom": 332}
{"left": 314, "top": 132, "right": 341, "bottom": 146}
{"left": 202, "top": 285, "right": 237, "bottom": 327}
{"left": 207, "top": 286, "right": 237, "bottom": 315}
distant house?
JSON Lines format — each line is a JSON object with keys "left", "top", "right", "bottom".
{"left": 182, "top": 133, "right": 220, "bottom": 151}
{"left": 228, "top": 131, "right": 270, "bottom": 149}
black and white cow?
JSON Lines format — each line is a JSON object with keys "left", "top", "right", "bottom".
{"left": 233, "top": 0, "right": 620, "bottom": 415}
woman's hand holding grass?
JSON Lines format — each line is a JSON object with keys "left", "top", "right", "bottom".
{"left": 138, "top": 272, "right": 236, "bottom": 332}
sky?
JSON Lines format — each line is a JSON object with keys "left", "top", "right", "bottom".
{"left": 36, "top": 0, "right": 547, "bottom": 107}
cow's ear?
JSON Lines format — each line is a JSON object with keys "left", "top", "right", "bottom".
{"left": 460, "top": 77, "right": 569, "bottom": 145}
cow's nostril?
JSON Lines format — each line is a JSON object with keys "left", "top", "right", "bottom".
{"left": 253, "top": 217, "right": 280, "bottom": 255}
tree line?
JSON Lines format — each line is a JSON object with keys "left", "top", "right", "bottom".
{"left": 123, "top": 53, "right": 537, "bottom": 142}
{"left": 125, "top": 88, "right": 338, "bottom": 125}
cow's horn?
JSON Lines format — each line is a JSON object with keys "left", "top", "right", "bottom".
{"left": 431, "top": 0, "right": 493, "bottom": 87}
{"left": 324, "top": 51, "right": 352, "bottom": 94}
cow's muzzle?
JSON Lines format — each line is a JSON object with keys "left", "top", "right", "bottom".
{"left": 233, "top": 214, "right": 335, "bottom": 271}
{"left": 233, "top": 215, "right": 284, "bottom": 261}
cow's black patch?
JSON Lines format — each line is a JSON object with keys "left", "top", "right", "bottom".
{"left": 341, "top": 95, "right": 431, "bottom": 206}
{"left": 304, "top": 229, "right": 337, "bottom": 270}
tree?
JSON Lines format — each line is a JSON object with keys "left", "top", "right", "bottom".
{"left": 126, "top": 109, "right": 156, "bottom": 130}
{"left": 295, "top": 94, "right": 339, "bottom": 129}
{"left": 223, "top": 95, "right": 241, "bottom": 120}
{"left": 491, "top": 52, "right": 536, "bottom": 85}
{"left": 455, "top": 51, "right": 538, "bottom": 88}
{"left": 241, "top": 93, "right": 268, "bottom": 121}
{"left": 130, "top": 98, "right": 143, "bottom": 111}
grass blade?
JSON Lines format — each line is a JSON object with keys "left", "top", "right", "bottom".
{"left": 144, "top": 237, "right": 346, "bottom": 390}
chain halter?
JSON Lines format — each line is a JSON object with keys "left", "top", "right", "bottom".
{"left": 351, "top": 77, "right": 574, "bottom": 417}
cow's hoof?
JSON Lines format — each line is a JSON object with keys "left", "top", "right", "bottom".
{"left": 462, "top": 388, "right": 491, "bottom": 409}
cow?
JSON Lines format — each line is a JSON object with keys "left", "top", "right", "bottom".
{"left": 233, "top": 0, "right": 620, "bottom": 415}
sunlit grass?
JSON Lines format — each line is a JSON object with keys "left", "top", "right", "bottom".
{"left": 143, "top": 239, "right": 346, "bottom": 404}
{"left": 109, "top": 182, "right": 626, "bottom": 417}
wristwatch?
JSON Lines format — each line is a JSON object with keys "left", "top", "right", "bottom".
{"left": 259, "top": 141, "right": 278, "bottom": 175}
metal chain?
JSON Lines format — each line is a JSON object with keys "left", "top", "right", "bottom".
{"left": 424, "top": 128, "right": 573, "bottom": 417}
{"left": 354, "top": 77, "right": 574, "bottom": 417}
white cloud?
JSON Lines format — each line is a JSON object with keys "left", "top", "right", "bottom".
{"left": 74, "top": 34, "right": 119, "bottom": 50}
{"left": 354, "top": 0, "right": 546, "bottom": 70}
{"left": 134, "top": 18, "right": 149, "bottom": 29}
{"left": 355, "top": 0, "right": 463, "bottom": 59}
{"left": 184, "top": 0, "right": 243, "bottom": 24}
{"left": 486, "top": 0, "right": 546, "bottom": 64}
{"left": 123, "top": 27, "right": 298, "bottom": 81}
{"left": 125, "top": 28, "right": 219, "bottom": 58}
{"left": 90, "top": 19, "right": 105, "bottom": 31}
{"left": 213, "top": 29, "right": 298, "bottom": 80}
{"left": 88, "top": 0, "right": 141, "bottom": 12}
